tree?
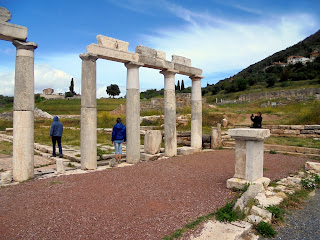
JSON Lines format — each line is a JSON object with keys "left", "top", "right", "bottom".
{"left": 106, "top": 84, "right": 121, "bottom": 98}
{"left": 181, "top": 80, "right": 185, "bottom": 90}
{"left": 266, "top": 76, "right": 277, "bottom": 87}
{"left": 177, "top": 80, "right": 180, "bottom": 91}
{"left": 69, "top": 78, "right": 75, "bottom": 95}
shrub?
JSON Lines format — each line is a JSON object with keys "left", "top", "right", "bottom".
{"left": 215, "top": 200, "right": 243, "bottom": 222}
{"left": 269, "top": 150, "right": 277, "bottom": 154}
{"left": 255, "top": 221, "right": 277, "bottom": 238}
{"left": 266, "top": 205, "right": 285, "bottom": 222}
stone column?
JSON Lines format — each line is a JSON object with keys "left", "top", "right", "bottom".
{"left": 125, "top": 62, "right": 143, "bottom": 163}
{"left": 80, "top": 53, "right": 98, "bottom": 170}
{"left": 12, "top": 40, "right": 37, "bottom": 182}
{"left": 227, "top": 128, "right": 271, "bottom": 189}
{"left": 160, "top": 69, "right": 178, "bottom": 156}
{"left": 190, "top": 75, "right": 203, "bottom": 149}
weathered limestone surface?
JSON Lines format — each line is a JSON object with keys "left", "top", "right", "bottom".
{"left": 0, "top": 22, "right": 28, "bottom": 42}
{"left": 81, "top": 108, "right": 97, "bottom": 170}
{"left": 172, "top": 55, "right": 191, "bottom": 67}
{"left": 251, "top": 206, "right": 272, "bottom": 221}
{"left": 13, "top": 111, "right": 34, "bottom": 181}
{"left": 125, "top": 62, "right": 142, "bottom": 163}
{"left": 229, "top": 128, "right": 270, "bottom": 141}
{"left": 164, "top": 90, "right": 177, "bottom": 156}
{"left": 138, "top": 55, "right": 173, "bottom": 70}
{"left": 191, "top": 77, "right": 203, "bottom": 149}
{"left": 136, "top": 45, "right": 165, "bottom": 59}
{"left": 87, "top": 44, "right": 139, "bottom": 63}
{"left": 13, "top": 40, "right": 37, "bottom": 111}
{"left": 227, "top": 177, "right": 271, "bottom": 190}
{"left": 80, "top": 53, "right": 98, "bottom": 108}
{"left": 56, "top": 159, "right": 65, "bottom": 174}
{"left": 305, "top": 161, "right": 320, "bottom": 173}
{"left": 211, "top": 124, "right": 221, "bottom": 149}
{"left": 174, "top": 63, "right": 202, "bottom": 76}
{"left": 1, "top": 171, "right": 12, "bottom": 184}
{"left": 144, "top": 130, "right": 162, "bottom": 155}
{"left": 177, "top": 146, "right": 200, "bottom": 155}
{"left": 234, "top": 140, "right": 246, "bottom": 179}
{"left": 0, "top": 7, "right": 11, "bottom": 22}
{"left": 97, "top": 35, "right": 129, "bottom": 52}
{"left": 234, "top": 183, "right": 265, "bottom": 211}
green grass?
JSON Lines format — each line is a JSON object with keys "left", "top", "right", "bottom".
{"left": 266, "top": 205, "right": 285, "bottom": 222}
{"left": 265, "top": 136, "right": 320, "bottom": 149}
{"left": 255, "top": 221, "right": 277, "bottom": 238}
{"left": 0, "top": 119, "right": 12, "bottom": 131}
{"left": 0, "top": 141, "right": 12, "bottom": 155}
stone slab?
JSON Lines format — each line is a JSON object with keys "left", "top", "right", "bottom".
{"left": 173, "top": 63, "right": 202, "bottom": 76}
{"left": 86, "top": 43, "right": 139, "bottom": 63}
{"left": 144, "top": 130, "right": 162, "bottom": 154}
{"left": 228, "top": 128, "right": 270, "bottom": 141}
{"left": 97, "top": 35, "right": 129, "bottom": 52}
{"left": 305, "top": 125, "right": 320, "bottom": 130}
{"left": 0, "top": 7, "right": 11, "bottom": 22}
{"left": 177, "top": 146, "right": 201, "bottom": 155}
{"left": 227, "top": 177, "right": 270, "bottom": 190}
{"left": 0, "top": 22, "right": 27, "bottom": 42}
{"left": 190, "top": 220, "right": 252, "bottom": 240}
{"left": 138, "top": 55, "right": 174, "bottom": 70}
{"left": 136, "top": 45, "right": 166, "bottom": 59}
{"left": 172, "top": 54, "right": 191, "bottom": 67}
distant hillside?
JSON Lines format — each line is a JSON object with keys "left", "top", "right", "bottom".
{"left": 203, "top": 29, "right": 320, "bottom": 97}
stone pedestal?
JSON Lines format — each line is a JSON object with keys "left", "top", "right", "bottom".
{"left": 190, "top": 75, "right": 204, "bottom": 149}
{"left": 160, "top": 70, "right": 178, "bottom": 156}
{"left": 211, "top": 123, "right": 221, "bottom": 149}
{"left": 144, "top": 130, "right": 162, "bottom": 154}
{"left": 227, "top": 128, "right": 271, "bottom": 189}
{"left": 125, "top": 62, "right": 143, "bottom": 163}
{"left": 80, "top": 53, "right": 98, "bottom": 170}
{"left": 12, "top": 40, "right": 37, "bottom": 182}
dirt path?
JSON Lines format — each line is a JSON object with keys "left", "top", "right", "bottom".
{"left": 0, "top": 150, "right": 308, "bottom": 240}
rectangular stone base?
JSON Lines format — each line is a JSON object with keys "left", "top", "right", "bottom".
{"left": 227, "top": 177, "right": 271, "bottom": 190}
{"left": 177, "top": 147, "right": 201, "bottom": 156}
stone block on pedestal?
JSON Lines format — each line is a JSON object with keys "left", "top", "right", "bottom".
{"left": 144, "top": 130, "right": 162, "bottom": 154}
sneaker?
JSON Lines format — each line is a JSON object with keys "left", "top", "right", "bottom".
{"left": 59, "top": 154, "right": 63, "bottom": 158}
{"left": 50, "top": 155, "right": 56, "bottom": 157}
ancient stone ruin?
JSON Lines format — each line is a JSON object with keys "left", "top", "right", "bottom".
{"left": 79, "top": 35, "right": 204, "bottom": 169}
{"left": 0, "top": 7, "right": 37, "bottom": 181}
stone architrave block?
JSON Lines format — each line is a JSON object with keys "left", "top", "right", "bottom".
{"left": 0, "top": 22, "right": 28, "bottom": 42}
{"left": 136, "top": 45, "right": 157, "bottom": 57}
{"left": 138, "top": 55, "right": 173, "bottom": 70}
{"left": 86, "top": 44, "right": 139, "bottom": 63}
{"left": 172, "top": 55, "right": 191, "bottom": 66}
{"left": 97, "top": 35, "right": 129, "bottom": 52}
{"left": 56, "top": 159, "right": 65, "bottom": 174}
{"left": 0, "top": 7, "right": 11, "bottom": 22}
{"left": 173, "top": 63, "right": 202, "bottom": 76}
{"left": 144, "top": 130, "right": 162, "bottom": 155}
{"left": 1, "top": 171, "right": 12, "bottom": 184}
{"left": 156, "top": 50, "right": 166, "bottom": 60}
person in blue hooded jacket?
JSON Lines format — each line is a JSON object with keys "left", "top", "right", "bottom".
{"left": 50, "top": 116, "right": 63, "bottom": 158}
{"left": 112, "top": 118, "right": 126, "bottom": 163}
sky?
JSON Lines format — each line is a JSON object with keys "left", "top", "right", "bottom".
{"left": 0, "top": 0, "right": 319, "bottom": 98}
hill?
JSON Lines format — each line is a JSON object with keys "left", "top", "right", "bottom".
{"left": 203, "top": 29, "right": 320, "bottom": 97}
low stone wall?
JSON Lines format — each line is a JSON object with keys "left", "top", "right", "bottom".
{"left": 264, "top": 125, "right": 320, "bottom": 138}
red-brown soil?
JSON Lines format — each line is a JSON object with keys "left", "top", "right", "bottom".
{"left": 0, "top": 150, "right": 308, "bottom": 239}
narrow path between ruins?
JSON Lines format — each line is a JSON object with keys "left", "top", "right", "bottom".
{"left": 0, "top": 150, "right": 308, "bottom": 240}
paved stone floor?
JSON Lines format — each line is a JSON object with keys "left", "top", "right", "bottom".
{"left": 260, "top": 190, "right": 320, "bottom": 240}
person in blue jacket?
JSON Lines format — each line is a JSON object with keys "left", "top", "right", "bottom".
{"left": 50, "top": 116, "right": 63, "bottom": 158}
{"left": 112, "top": 118, "right": 126, "bottom": 163}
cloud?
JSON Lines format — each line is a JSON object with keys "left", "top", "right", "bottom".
{"left": 0, "top": 71, "right": 15, "bottom": 96}
{"left": 141, "top": 4, "right": 319, "bottom": 83}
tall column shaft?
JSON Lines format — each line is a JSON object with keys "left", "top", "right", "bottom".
{"left": 80, "top": 53, "right": 98, "bottom": 170}
{"left": 160, "top": 70, "right": 177, "bottom": 156}
{"left": 12, "top": 40, "right": 37, "bottom": 182}
{"left": 125, "top": 62, "right": 143, "bottom": 163}
{"left": 190, "top": 76, "right": 203, "bottom": 149}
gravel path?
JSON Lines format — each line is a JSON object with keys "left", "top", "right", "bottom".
{"left": 261, "top": 190, "right": 320, "bottom": 240}
{"left": 0, "top": 150, "right": 308, "bottom": 240}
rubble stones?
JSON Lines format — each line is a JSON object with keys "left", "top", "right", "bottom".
{"left": 1, "top": 171, "right": 12, "bottom": 184}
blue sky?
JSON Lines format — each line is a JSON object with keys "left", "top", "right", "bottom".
{"left": 0, "top": 0, "right": 319, "bottom": 97}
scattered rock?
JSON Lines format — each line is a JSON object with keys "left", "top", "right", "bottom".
{"left": 1, "top": 171, "right": 12, "bottom": 184}
{"left": 255, "top": 192, "right": 283, "bottom": 208}
{"left": 246, "top": 215, "right": 263, "bottom": 225}
{"left": 109, "top": 158, "right": 118, "bottom": 168}
{"left": 34, "top": 108, "right": 53, "bottom": 119}
{"left": 250, "top": 206, "right": 272, "bottom": 222}
{"left": 305, "top": 162, "right": 320, "bottom": 173}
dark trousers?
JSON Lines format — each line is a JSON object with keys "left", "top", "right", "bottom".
{"left": 52, "top": 136, "right": 62, "bottom": 156}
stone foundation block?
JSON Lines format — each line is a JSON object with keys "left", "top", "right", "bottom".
{"left": 177, "top": 147, "right": 201, "bottom": 155}
{"left": 227, "top": 177, "right": 271, "bottom": 190}
{"left": 97, "top": 35, "right": 129, "bottom": 52}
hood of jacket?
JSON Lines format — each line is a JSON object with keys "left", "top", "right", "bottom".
{"left": 53, "top": 116, "right": 59, "bottom": 122}
{"left": 114, "top": 123, "right": 125, "bottom": 130}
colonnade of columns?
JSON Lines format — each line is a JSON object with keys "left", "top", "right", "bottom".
{"left": 12, "top": 40, "right": 38, "bottom": 181}
{"left": 79, "top": 55, "right": 203, "bottom": 168}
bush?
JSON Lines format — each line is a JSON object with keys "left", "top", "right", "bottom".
{"left": 255, "top": 221, "right": 277, "bottom": 238}
{"left": 215, "top": 200, "right": 244, "bottom": 222}
{"left": 266, "top": 205, "right": 285, "bottom": 222}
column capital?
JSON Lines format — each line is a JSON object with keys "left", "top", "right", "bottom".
{"left": 13, "top": 40, "right": 37, "bottom": 51}
{"left": 190, "top": 75, "right": 204, "bottom": 81}
{"left": 160, "top": 69, "right": 178, "bottom": 77}
{"left": 125, "top": 61, "right": 144, "bottom": 69}
{"left": 79, "top": 53, "right": 98, "bottom": 62}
